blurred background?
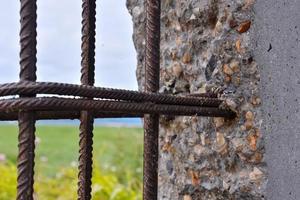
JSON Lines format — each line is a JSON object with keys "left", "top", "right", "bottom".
{"left": 0, "top": 1, "right": 143, "bottom": 199}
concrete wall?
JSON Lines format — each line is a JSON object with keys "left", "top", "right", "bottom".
{"left": 253, "top": 0, "right": 300, "bottom": 200}
{"left": 127, "top": 0, "right": 299, "bottom": 199}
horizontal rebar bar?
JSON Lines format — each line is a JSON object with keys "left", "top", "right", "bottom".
{"left": 0, "top": 82, "right": 222, "bottom": 107}
{"left": 0, "top": 111, "right": 142, "bottom": 121}
{"left": 0, "top": 97, "right": 236, "bottom": 118}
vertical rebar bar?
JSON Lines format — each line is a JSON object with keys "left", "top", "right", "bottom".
{"left": 78, "top": 0, "right": 96, "bottom": 199}
{"left": 143, "top": 0, "right": 161, "bottom": 200}
{"left": 17, "top": 0, "right": 37, "bottom": 199}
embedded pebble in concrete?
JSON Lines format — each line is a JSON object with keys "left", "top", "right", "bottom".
{"left": 127, "top": 0, "right": 266, "bottom": 199}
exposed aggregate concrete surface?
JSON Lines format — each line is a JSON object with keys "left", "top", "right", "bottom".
{"left": 127, "top": 0, "right": 267, "bottom": 199}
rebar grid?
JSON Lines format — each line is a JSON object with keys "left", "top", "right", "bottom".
{"left": 0, "top": 0, "right": 236, "bottom": 200}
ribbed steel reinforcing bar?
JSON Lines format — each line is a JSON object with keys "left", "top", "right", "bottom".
{"left": 0, "top": 82, "right": 223, "bottom": 107}
{"left": 143, "top": 0, "right": 161, "bottom": 200}
{"left": 0, "top": 97, "right": 235, "bottom": 118}
{"left": 0, "top": 111, "right": 143, "bottom": 121}
{"left": 17, "top": 0, "right": 37, "bottom": 199}
{"left": 78, "top": 0, "right": 96, "bottom": 200}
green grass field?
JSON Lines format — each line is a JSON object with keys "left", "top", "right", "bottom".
{"left": 0, "top": 125, "right": 143, "bottom": 199}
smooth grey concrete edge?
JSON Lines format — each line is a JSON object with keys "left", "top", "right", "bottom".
{"left": 252, "top": 0, "right": 300, "bottom": 199}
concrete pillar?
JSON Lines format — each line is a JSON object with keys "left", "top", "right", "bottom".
{"left": 127, "top": 0, "right": 299, "bottom": 199}
{"left": 253, "top": 0, "right": 300, "bottom": 199}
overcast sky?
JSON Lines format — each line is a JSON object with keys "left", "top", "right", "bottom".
{"left": 0, "top": 0, "right": 138, "bottom": 90}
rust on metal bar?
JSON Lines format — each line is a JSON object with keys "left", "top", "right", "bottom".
{"left": 78, "top": 0, "right": 96, "bottom": 199}
{"left": 0, "top": 97, "right": 236, "bottom": 118}
{"left": 17, "top": 0, "right": 37, "bottom": 199}
{"left": 78, "top": 111, "right": 94, "bottom": 200}
{"left": 144, "top": 0, "right": 161, "bottom": 199}
{"left": 0, "top": 111, "right": 143, "bottom": 121}
{"left": 0, "top": 82, "right": 223, "bottom": 107}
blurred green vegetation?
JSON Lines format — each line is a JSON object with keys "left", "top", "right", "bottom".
{"left": 0, "top": 125, "right": 143, "bottom": 199}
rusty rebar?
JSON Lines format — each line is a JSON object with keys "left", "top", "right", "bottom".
{"left": 17, "top": 112, "right": 36, "bottom": 200}
{"left": 80, "top": 1, "right": 96, "bottom": 87}
{"left": 78, "top": 1, "right": 96, "bottom": 199}
{"left": 0, "top": 97, "right": 236, "bottom": 118}
{"left": 144, "top": 0, "right": 161, "bottom": 199}
{"left": 0, "top": 82, "right": 222, "bottom": 107}
{"left": 78, "top": 111, "right": 94, "bottom": 200}
{"left": 17, "top": 0, "right": 37, "bottom": 199}
{"left": 0, "top": 111, "right": 143, "bottom": 121}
